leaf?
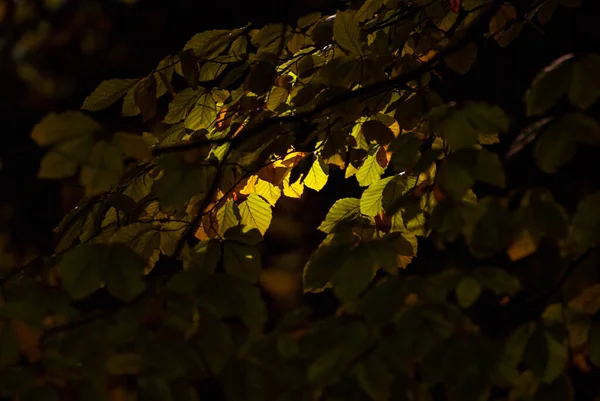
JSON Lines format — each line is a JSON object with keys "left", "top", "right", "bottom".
{"left": 318, "top": 198, "right": 361, "bottom": 233}
{"left": 80, "top": 140, "right": 124, "bottom": 195}
{"left": 356, "top": 153, "right": 385, "bottom": 187}
{"left": 362, "top": 120, "right": 394, "bottom": 146}
{"left": 82, "top": 78, "right": 138, "bottom": 111}
{"left": 152, "top": 155, "right": 217, "bottom": 211}
{"left": 533, "top": 119, "right": 576, "bottom": 174}
{"left": 184, "top": 28, "right": 240, "bottom": 58}
{"left": 164, "top": 88, "right": 200, "bottom": 124}
{"left": 223, "top": 241, "right": 261, "bottom": 282}
{"left": 239, "top": 193, "right": 272, "bottom": 235}
{"left": 185, "top": 91, "right": 217, "bottom": 130}
{"left": 355, "top": 354, "right": 393, "bottom": 401}
{"left": 31, "top": 112, "right": 101, "bottom": 179}
{"left": 331, "top": 244, "right": 375, "bottom": 301}
{"left": 360, "top": 176, "right": 394, "bottom": 217}
{"left": 106, "top": 353, "right": 143, "bottom": 375}
{"left": 303, "top": 234, "right": 358, "bottom": 292}
{"left": 113, "top": 132, "right": 152, "bottom": 161}
{"left": 525, "top": 56, "right": 573, "bottom": 116}
{"left": 333, "top": 10, "right": 364, "bottom": 57}
{"left": 304, "top": 156, "right": 329, "bottom": 192}
{"left": 355, "top": 0, "right": 384, "bottom": 22}
{"left": 562, "top": 112, "right": 600, "bottom": 145}
{"left": 254, "top": 178, "right": 282, "bottom": 206}
{"left": 134, "top": 75, "right": 157, "bottom": 121}
{"left": 216, "top": 199, "right": 241, "bottom": 237}
{"left": 58, "top": 244, "right": 107, "bottom": 299}
{"left": 159, "top": 221, "right": 187, "bottom": 256}
{"left": 473, "top": 149, "right": 506, "bottom": 188}
{"left": 266, "top": 86, "right": 289, "bottom": 111}
{"left": 455, "top": 276, "right": 482, "bottom": 308}
{"left": 245, "top": 61, "right": 276, "bottom": 95}
{"left": 437, "top": 154, "right": 474, "bottom": 199}
{"left": 567, "top": 53, "right": 600, "bottom": 109}
{"left": 568, "top": 193, "right": 600, "bottom": 256}
{"left": 179, "top": 50, "right": 199, "bottom": 89}
{"left": 445, "top": 42, "right": 477, "bottom": 74}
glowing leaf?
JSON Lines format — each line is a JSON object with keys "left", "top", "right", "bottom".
{"left": 239, "top": 193, "right": 272, "bottom": 235}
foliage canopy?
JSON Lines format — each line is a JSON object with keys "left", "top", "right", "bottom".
{"left": 2, "top": 0, "right": 600, "bottom": 400}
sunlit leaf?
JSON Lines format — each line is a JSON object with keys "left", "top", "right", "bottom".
{"left": 304, "top": 155, "right": 329, "bottom": 191}
{"left": 239, "top": 193, "right": 272, "bottom": 235}
{"left": 318, "top": 198, "right": 361, "bottom": 233}
{"left": 360, "top": 176, "right": 394, "bottom": 217}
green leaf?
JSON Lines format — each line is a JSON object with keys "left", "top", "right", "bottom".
{"left": 159, "top": 220, "right": 187, "bottom": 256}
{"left": 184, "top": 28, "right": 241, "bottom": 58}
{"left": 152, "top": 155, "right": 217, "bottom": 211}
{"left": 389, "top": 133, "right": 421, "bottom": 173}
{"left": 179, "top": 50, "right": 199, "bottom": 89}
{"left": 185, "top": 91, "right": 217, "bottom": 130}
{"left": 437, "top": 154, "right": 475, "bottom": 199}
{"left": 331, "top": 244, "right": 375, "bottom": 301}
{"left": 164, "top": 88, "right": 200, "bottom": 124}
{"left": 106, "top": 353, "right": 143, "bottom": 375}
{"left": 473, "top": 149, "right": 506, "bottom": 188}
{"left": 196, "top": 275, "right": 267, "bottom": 331}
{"left": 318, "top": 198, "right": 361, "bottom": 233}
{"left": 469, "top": 198, "right": 514, "bottom": 259}
{"left": 445, "top": 42, "right": 478, "bottom": 74}
{"left": 562, "top": 112, "right": 600, "bottom": 145}
{"left": 533, "top": 119, "right": 576, "bottom": 174}
{"left": 239, "top": 193, "right": 272, "bottom": 235}
{"left": 355, "top": 354, "right": 393, "bottom": 401}
{"left": 185, "top": 239, "right": 222, "bottom": 274}
{"left": 333, "top": 10, "right": 363, "bottom": 57}
{"left": 355, "top": 0, "right": 384, "bottom": 22}
{"left": 223, "top": 241, "right": 261, "bottom": 283}
{"left": 360, "top": 176, "right": 394, "bottom": 217}
{"left": 134, "top": 75, "right": 157, "bottom": 121}
{"left": 525, "top": 56, "right": 572, "bottom": 116}
{"left": 303, "top": 233, "right": 358, "bottom": 292}
{"left": 105, "top": 245, "right": 146, "bottom": 301}
{"left": 58, "top": 244, "right": 107, "bottom": 299}
{"left": 245, "top": 61, "right": 276, "bottom": 95}
{"left": 81, "top": 78, "right": 138, "bottom": 111}
{"left": 216, "top": 199, "right": 241, "bottom": 237}
{"left": 356, "top": 153, "right": 385, "bottom": 187}
{"left": 266, "top": 86, "right": 289, "bottom": 111}
{"left": 304, "top": 155, "right": 329, "bottom": 191}
{"left": 567, "top": 53, "right": 600, "bottom": 109}
{"left": 80, "top": 139, "right": 124, "bottom": 195}
{"left": 31, "top": 112, "right": 101, "bottom": 179}
{"left": 455, "top": 276, "right": 482, "bottom": 308}
{"left": 567, "top": 192, "right": 600, "bottom": 256}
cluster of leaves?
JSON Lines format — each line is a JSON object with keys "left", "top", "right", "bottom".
{"left": 1, "top": 0, "right": 600, "bottom": 400}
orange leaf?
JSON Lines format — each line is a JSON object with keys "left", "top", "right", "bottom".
{"left": 449, "top": 0, "right": 460, "bottom": 13}
{"left": 506, "top": 230, "right": 537, "bottom": 262}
